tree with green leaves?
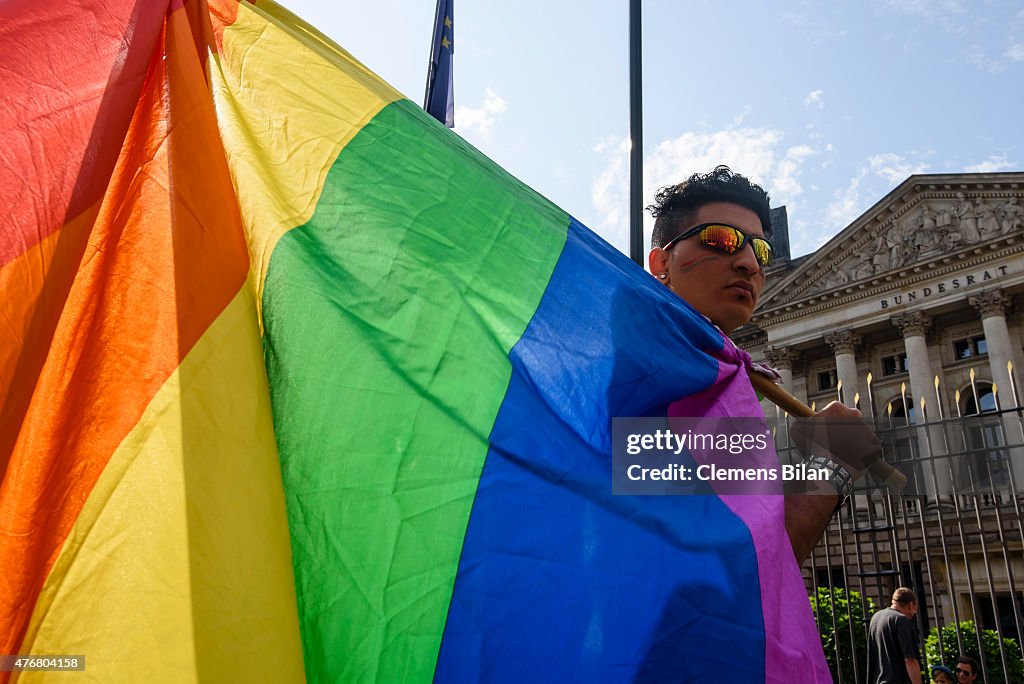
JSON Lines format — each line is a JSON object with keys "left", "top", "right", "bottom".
{"left": 925, "top": 621, "right": 1024, "bottom": 684}
{"left": 809, "top": 587, "right": 876, "bottom": 683}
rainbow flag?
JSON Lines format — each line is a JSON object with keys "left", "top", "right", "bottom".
{"left": 0, "top": 1, "right": 829, "bottom": 681}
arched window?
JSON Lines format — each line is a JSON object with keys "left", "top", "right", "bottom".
{"left": 886, "top": 397, "right": 917, "bottom": 421}
{"left": 884, "top": 396, "right": 918, "bottom": 464}
{"left": 961, "top": 383, "right": 997, "bottom": 415}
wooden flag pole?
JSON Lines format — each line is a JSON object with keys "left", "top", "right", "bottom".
{"left": 749, "top": 371, "right": 907, "bottom": 490}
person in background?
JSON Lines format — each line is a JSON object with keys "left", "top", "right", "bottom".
{"left": 954, "top": 655, "right": 980, "bottom": 683}
{"left": 866, "top": 587, "right": 921, "bottom": 683}
{"left": 931, "top": 664, "right": 955, "bottom": 684}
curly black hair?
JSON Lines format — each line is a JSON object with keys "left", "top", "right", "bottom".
{"left": 648, "top": 165, "right": 772, "bottom": 248}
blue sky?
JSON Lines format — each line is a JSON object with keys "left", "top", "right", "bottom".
{"left": 279, "top": 0, "right": 1023, "bottom": 257}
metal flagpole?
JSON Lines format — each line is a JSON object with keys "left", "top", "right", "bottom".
{"left": 424, "top": 0, "right": 443, "bottom": 106}
{"left": 423, "top": 0, "right": 454, "bottom": 127}
{"left": 628, "top": 0, "right": 643, "bottom": 265}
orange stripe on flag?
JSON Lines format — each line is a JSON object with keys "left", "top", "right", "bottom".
{"left": 0, "top": 203, "right": 101, "bottom": 468}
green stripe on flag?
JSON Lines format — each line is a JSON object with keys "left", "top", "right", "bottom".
{"left": 262, "top": 99, "right": 569, "bottom": 682}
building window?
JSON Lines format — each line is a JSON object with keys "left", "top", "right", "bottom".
{"left": 887, "top": 398, "right": 917, "bottom": 421}
{"left": 953, "top": 335, "right": 987, "bottom": 360}
{"left": 814, "top": 566, "right": 846, "bottom": 590}
{"left": 818, "top": 369, "right": 838, "bottom": 391}
{"left": 881, "top": 353, "right": 908, "bottom": 376}
{"left": 962, "top": 383, "right": 997, "bottom": 414}
{"left": 884, "top": 398, "right": 920, "bottom": 463}
{"left": 961, "top": 382, "right": 1009, "bottom": 496}
{"left": 977, "top": 592, "right": 1023, "bottom": 633}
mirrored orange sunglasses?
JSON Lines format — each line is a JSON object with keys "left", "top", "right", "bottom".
{"left": 663, "top": 222, "right": 773, "bottom": 267}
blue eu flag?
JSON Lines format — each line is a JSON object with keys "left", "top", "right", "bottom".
{"left": 424, "top": 0, "right": 453, "bottom": 127}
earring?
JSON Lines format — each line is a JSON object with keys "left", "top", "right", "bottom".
{"left": 658, "top": 274, "right": 667, "bottom": 280}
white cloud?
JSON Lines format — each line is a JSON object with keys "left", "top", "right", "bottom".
{"left": 866, "top": 152, "right": 929, "bottom": 184}
{"left": 965, "top": 44, "right": 1014, "bottom": 72}
{"left": 818, "top": 152, "right": 929, "bottom": 250}
{"left": 965, "top": 154, "right": 1016, "bottom": 173}
{"left": 589, "top": 127, "right": 822, "bottom": 253}
{"left": 731, "top": 106, "right": 752, "bottom": 126}
{"left": 803, "top": 89, "right": 825, "bottom": 109}
{"left": 643, "top": 129, "right": 783, "bottom": 194}
{"left": 824, "top": 169, "right": 867, "bottom": 231}
{"left": 886, "top": 0, "right": 965, "bottom": 17}
{"left": 454, "top": 88, "right": 507, "bottom": 140}
{"left": 881, "top": 1, "right": 1023, "bottom": 72}
{"left": 589, "top": 135, "right": 631, "bottom": 252}
{"left": 773, "top": 145, "right": 816, "bottom": 196}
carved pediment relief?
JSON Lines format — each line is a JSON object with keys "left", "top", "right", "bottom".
{"left": 760, "top": 174, "right": 1024, "bottom": 311}
{"left": 813, "top": 194, "right": 1022, "bottom": 293}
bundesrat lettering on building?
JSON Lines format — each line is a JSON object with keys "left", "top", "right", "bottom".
{"left": 879, "top": 265, "right": 1010, "bottom": 309}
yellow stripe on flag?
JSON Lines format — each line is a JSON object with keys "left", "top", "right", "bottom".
{"left": 16, "top": 286, "right": 305, "bottom": 682}
{"left": 209, "top": 0, "right": 403, "bottom": 316}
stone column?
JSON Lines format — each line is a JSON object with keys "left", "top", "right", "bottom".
{"left": 969, "top": 291, "right": 1016, "bottom": 406}
{"left": 891, "top": 312, "right": 937, "bottom": 419}
{"left": 892, "top": 311, "right": 948, "bottom": 500}
{"left": 824, "top": 331, "right": 867, "bottom": 513}
{"left": 763, "top": 346, "right": 804, "bottom": 465}
{"left": 824, "top": 329, "right": 861, "bottom": 409}
{"left": 764, "top": 346, "right": 804, "bottom": 403}
{"left": 969, "top": 290, "right": 1024, "bottom": 493}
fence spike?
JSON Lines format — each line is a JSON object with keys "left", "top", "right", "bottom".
{"left": 935, "top": 375, "right": 945, "bottom": 421}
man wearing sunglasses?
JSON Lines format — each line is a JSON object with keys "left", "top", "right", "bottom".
{"left": 647, "top": 168, "right": 774, "bottom": 336}
{"left": 954, "top": 655, "right": 979, "bottom": 682}
{"left": 647, "top": 165, "right": 874, "bottom": 563}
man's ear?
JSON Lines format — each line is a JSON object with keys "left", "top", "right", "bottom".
{"left": 648, "top": 247, "right": 669, "bottom": 283}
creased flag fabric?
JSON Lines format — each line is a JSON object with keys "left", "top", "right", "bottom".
{"left": 424, "top": 0, "right": 455, "bottom": 127}
{"left": 0, "top": 0, "right": 830, "bottom": 682}
{"left": 0, "top": 1, "right": 305, "bottom": 680}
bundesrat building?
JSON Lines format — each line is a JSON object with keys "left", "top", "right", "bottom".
{"left": 739, "top": 171, "right": 1023, "bottom": 416}
{"left": 734, "top": 171, "right": 1024, "bottom": 653}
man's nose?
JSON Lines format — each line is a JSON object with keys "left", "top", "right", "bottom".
{"left": 732, "top": 241, "right": 761, "bottom": 273}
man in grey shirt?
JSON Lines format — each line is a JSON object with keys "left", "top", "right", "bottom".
{"left": 867, "top": 587, "right": 921, "bottom": 683}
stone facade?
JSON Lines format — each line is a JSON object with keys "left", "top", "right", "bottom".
{"left": 735, "top": 172, "right": 1024, "bottom": 419}
{"left": 732, "top": 171, "right": 1024, "bottom": 636}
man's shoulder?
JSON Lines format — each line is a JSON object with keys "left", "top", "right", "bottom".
{"left": 869, "top": 606, "right": 904, "bottom": 626}
{"left": 868, "top": 607, "right": 889, "bottom": 631}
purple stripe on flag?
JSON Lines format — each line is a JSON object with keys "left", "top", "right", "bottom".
{"left": 669, "top": 335, "right": 832, "bottom": 682}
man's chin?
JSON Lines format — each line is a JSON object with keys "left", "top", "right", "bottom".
{"left": 709, "top": 305, "right": 754, "bottom": 334}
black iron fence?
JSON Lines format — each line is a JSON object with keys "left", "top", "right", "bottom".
{"left": 779, "top": 370, "right": 1024, "bottom": 683}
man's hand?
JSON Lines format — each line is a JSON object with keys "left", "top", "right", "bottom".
{"left": 789, "top": 401, "right": 883, "bottom": 480}
{"left": 784, "top": 401, "right": 884, "bottom": 563}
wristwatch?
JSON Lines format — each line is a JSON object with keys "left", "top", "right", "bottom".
{"left": 803, "top": 454, "right": 854, "bottom": 513}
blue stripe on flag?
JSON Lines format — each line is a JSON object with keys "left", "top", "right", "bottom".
{"left": 435, "top": 220, "right": 766, "bottom": 682}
